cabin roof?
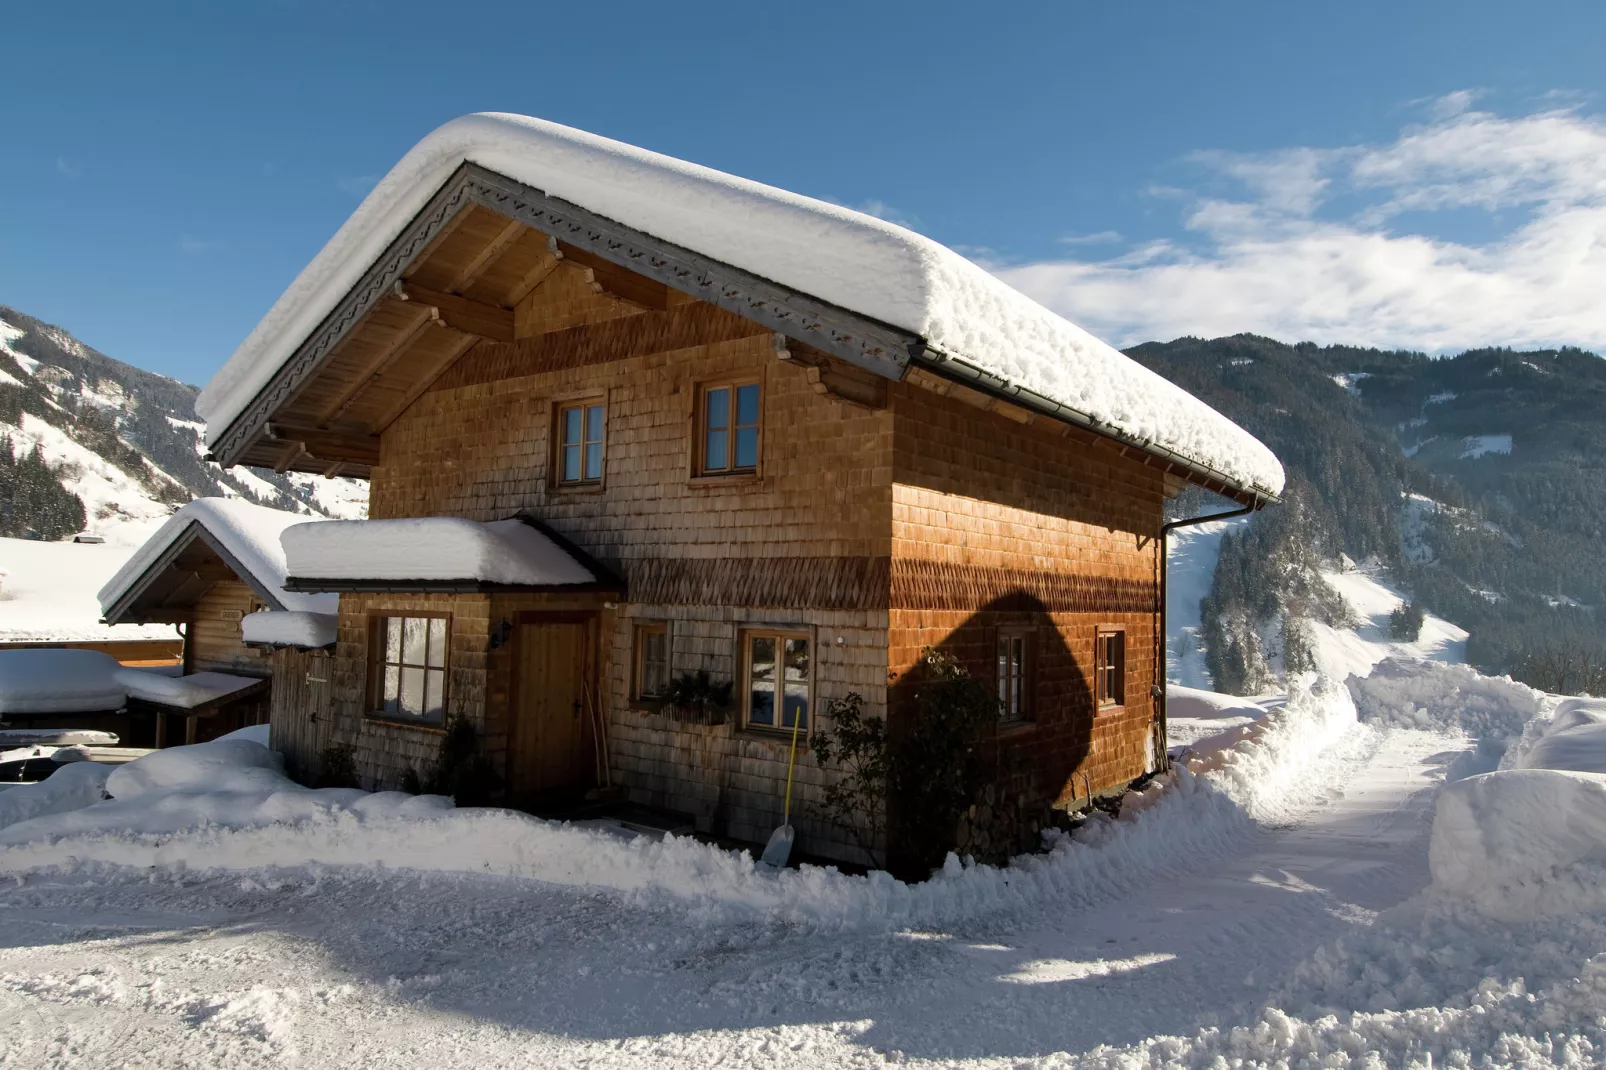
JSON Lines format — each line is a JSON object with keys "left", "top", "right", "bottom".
{"left": 197, "top": 113, "right": 1284, "bottom": 502}
{"left": 98, "top": 498, "right": 337, "bottom": 626}
{"left": 280, "top": 515, "right": 612, "bottom": 594}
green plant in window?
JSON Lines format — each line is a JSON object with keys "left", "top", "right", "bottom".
{"left": 662, "top": 670, "right": 734, "bottom": 725}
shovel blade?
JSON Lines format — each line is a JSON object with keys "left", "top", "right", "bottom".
{"left": 758, "top": 824, "right": 794, "bottom": 869}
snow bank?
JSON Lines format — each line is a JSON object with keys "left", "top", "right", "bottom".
{"left": 0, "top": 648, "right": 125, "bottom": 713}
{"left": 0, "top": 737, "right": 452, "bottom": 846}
{"left": 197, "top": 113, "right": 1284, "bottom": 498}
{"left": 0, "top": 762, "right": 110, "bottom": 830}
{"left": 1429, "top": 768, "right": 1606, "bottom": 919}
{"left": 1165, "top": 684, "right": 1267, "bottom": 750}
{"left": 282, "top": 516, "right": 594, "bottom": 586}
{"left": 241, "top": 609, "right": 337, "bottom": 648}
{"left": 97, "top": 498, "right": 337, "bottom": 619}
{"left": 1347, "top": 656, "right": 1542, "bottom": 742}
{"left": 0, "top": 674, "right": 1361, "bottom": 931}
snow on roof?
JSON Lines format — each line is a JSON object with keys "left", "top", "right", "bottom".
{"left": 241, "top": 610, "right": 337, "bottom": 649}
{"left": 97, "top": 498, "right": 337, "bottom": 619}
{"left": 0, "top": 649, "right": 125, "bottom": 715}
{"left": 282, "top": 516, "right": 596, "bottom": 587}
{"left": 116, "top": 668, "right": 264, "bottom": 710}
{"left": 196, "top": 113, "right": 1284, "bottom": 498}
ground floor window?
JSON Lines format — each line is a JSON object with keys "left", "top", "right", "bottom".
{"left": 1096, "top": 627, "right": 1125, "bottom": 709}
{"left": 997, "top": 629, "right": 1032, "bottom": 722}
{"left": 371, "top": 615, "right": 448, "bottom": 724}
{"left": 743, "top": 629, "right": 809, "bottom": 730}
{"left": 634, "top": 621, "right": 670, "bottom": 700}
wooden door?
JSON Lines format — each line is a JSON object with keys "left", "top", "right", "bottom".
{"left": 512, "top": 620, "right": 591, "bottom": 795}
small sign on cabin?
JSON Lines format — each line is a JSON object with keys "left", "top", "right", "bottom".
{"left": 221, "top": 609, "right": 245, "bottom": 622}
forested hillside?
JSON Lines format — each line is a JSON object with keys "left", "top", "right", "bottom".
{"left": 0, "top": 305, "right": 364, "bottom": 540}
{"left": 1134, "top": 335, "right": 1606, "bottom": 692}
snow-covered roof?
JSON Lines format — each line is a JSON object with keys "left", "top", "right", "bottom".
{"left": 98, "top": 498, "right": 337, "bottom": 620}
{"left": 241, "top": 610, "right": 338, "bottom": 649}
{"left": 0, "top": 649, "right": 125, "bottom": 715}
{"left": 282, "top": 516, "right": 598, "bottom": 589}
{"left": 196, "top": 113, "right": 1284, "bottom": 499}
{"left": 116, "top": 668, "right": 266, "bottom": 710}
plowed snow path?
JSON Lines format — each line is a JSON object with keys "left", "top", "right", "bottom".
{"left": 0, "top": 729, "right": 1458, "bottom": 1068}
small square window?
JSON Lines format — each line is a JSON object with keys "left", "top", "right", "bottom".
{"left": 997, "top": 630, "right": 1032, "bottom": 722}
{"left": 557, "top": 400, "right": 605, "bottom": 485}
{"left": 371, "top": 615, "right": 449, "bottom": 725}
{"left": 699, "top": 381, "right": 760, "bottom": 475}
{"left": 1096, "top": 628, "right": 1125, "bottom": 708}
{"left": 743, "top": 629, "right": 809, "bottom": 730}
{"left": 634, "top": 622, "right": 670, "bottom": 701}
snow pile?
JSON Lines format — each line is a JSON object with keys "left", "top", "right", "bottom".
{"left": 1347, "top": 656, "right": 1542, "bottom": 743}
{"left": 115, "top": 668, "right": 262, "bottom": 709}
{"left": 0, "top": 737, "right": 452, "bottom": 846}
{"left": 0, "top": 648, "right": 125, "bottom": 713}
{"left": 282, "top": 516, "right": 595, "bottom": 586}
{"left": 1429, "top": 768, "right": 1606, "bottom": 919}
{"left": 241, "top": 609, "right": 337, "bottom": 648}
{"left": 0, "top": 762, "right": 111, "bottom": 830}
{"left": 1514, "top": 696, "right": 1606, "bottom": 774}
{"left": 98, "top": 497, "right": 337, "bottom": 619}
{"left": 1165, "top": 683, "right": 1269, "bottom": 751}
{"left": 197, "top": 113, "right": 1283, "bottom": 498}
{"left": 0, "top": 674, "right": 1361, "bottom": 931}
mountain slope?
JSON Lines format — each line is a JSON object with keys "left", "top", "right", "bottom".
{"left": 1137, "top": 335, "right": 1606, "bottom": 691}
{"left": 0, "top": 305, "right": 365, "bottom": 548}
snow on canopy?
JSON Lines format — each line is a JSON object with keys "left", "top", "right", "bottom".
{"left": 241, "top": 609, "right": 337, "bottom": 649}
{"left": 0, "top": 649, "right": 125, "bottom": 714}
{"left": 196, "top": 112, "right": 1285, "bottom": 498}
{"left": 116, "top": 668, "right": 263, "bottom": 710}
{"left": 97, "top": 498, "right": 337, "bottom": 619}
{"left": 282, "top": 516, "right": 596, "bottom": 587}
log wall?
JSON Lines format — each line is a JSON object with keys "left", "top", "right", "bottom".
{"left": 188, "top": 580, "right": 270, "bottom": 675}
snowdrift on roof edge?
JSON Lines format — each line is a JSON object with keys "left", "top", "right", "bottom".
{"left": 196, "top": 113, "right": 1284, "bottom": 497}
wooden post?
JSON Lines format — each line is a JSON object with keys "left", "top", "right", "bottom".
{"left": 154, "top": 712, "right": 166, "bottom": 749}
{"left": 185, "top": 715, "right": 198, "bottom": 746}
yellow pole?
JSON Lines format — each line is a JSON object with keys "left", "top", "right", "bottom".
{"left": 782, "top": 697, "right": 803, "bottom": 824}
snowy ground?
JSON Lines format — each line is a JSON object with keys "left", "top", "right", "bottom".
{"left": 1165, "top": 515, "right": 1249, "bottom": 689}
{"left": 0, "top": 536, "right": 177, "bottom": 643}
{"left": 2, "top": 671, "right": 1601, "bottom": 1067}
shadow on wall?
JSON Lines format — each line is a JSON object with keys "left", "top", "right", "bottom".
{"left": 886, "top": 591, "right": 1095, "bottom": 880}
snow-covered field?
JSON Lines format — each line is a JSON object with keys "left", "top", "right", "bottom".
{"left": 1, "top": 664, "right": 1602, "bottom": 1067}
{"left": 0, "top": 536, "right": 176, "bottom": 643}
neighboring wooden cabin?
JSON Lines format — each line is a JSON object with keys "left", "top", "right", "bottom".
{"left": 98, "top": 499, "right": 338, "bottom": 751}
{"left": 195, "top": 114, "right": 1285, "bottom": 868}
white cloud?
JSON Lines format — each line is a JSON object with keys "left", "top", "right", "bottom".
{"left": 997, "top": 95, "right": 1606, "bottom": 353}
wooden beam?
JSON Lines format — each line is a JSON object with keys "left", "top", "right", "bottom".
{"left": 369, "top": 333, "right": 479, "bottom": 432}
{"left": 267, "top": 419, "right": 383, "bottom": 467}
{"left": 445, "top": 217, "right": 525, "bottom": 293}
{"left": 317, "top": 305, "right": 440, "bottom": 426}
{"left": 272, "top": 440, "right": 306, "bottom": 473}
{"left": 505, "top": 237, "right": 565, "bottom": 305}
{"left": 395, "top": 281, "right": 514, "bottom": 342}
{"left": 557, "top": 242, "right": 671, "bottom": 311}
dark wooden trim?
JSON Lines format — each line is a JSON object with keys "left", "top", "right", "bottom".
{"left": 287, "top": 577, "right": 620, "bottom": 595}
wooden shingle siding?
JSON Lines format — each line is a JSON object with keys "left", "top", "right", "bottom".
{"left": 189, "top": 580, "right": 268, "bottom": 675}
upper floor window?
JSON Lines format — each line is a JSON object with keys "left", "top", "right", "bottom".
{"left": 1096, "top": 627, "right": 1125, "bottom": 709}
{"left": 743, "top": 629, "right": 809, "bottom": 731}
{"left": 557, "top": 400, "right": 605, "bottom": 485}
{"left": 372, "top": 615, "right": 449, "bottom": 725}
{"left": 997, "top": 630, "right": 1032, "bottom": 722}
{"left": 699, "top": 381, "right": 760, "bottom": 475}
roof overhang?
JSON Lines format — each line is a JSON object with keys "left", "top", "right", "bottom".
{"left": 101, "top": 521, "right": 287, "bottom": 627}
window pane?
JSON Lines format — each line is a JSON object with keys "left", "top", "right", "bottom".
{"left": 734, "top": 426, "right": 758, "bottom": 469}
{"left": 782, "top": 682, "right": 808, "bottom": 730}
{"left": 641, "top": 631, "right": 667, "bottom": 696}
{"left": 584, "top": 442, "right": 603, "bottom": 481}
{"left": 401, "top": 666, "right": 425, "bottom": 717}
{"left": 781, "top": 637, "right": 808, "bottom": 729}
{"left": 563, "top": 443, "right": 581, "bottom": 482}
{"left": 403, "top": 617, "right": 427, "bottom": 666}
{"left": 424, "top": 669, "right": 445, "bottom": 721}
{"left": 705, "top": 428, "right": 728, "bottom": 471}
{"left": 563, "top": 406, "right": 582, "bottom": 446}
{"left": 385, "top": 618, "right": 401, "bottom": 663}
{"left": 383, "top": 664, "right": 400, "bottom": 711}
{"left": 706, "top": 387, "right": 730, "bottom": 431}
{"left": 735, "top": 384, "right": 759, "bottom": 426}
{"left": 748, "top": 636, "right": 776, "bottom": 726}
{"left": 783, "top": 637, "right": 809, "bottom": 684}
{"left": 585, "top": 404, "right": 604, "bottom": 443}
{"left": 427, "top": 618, "right": 447, "bottom": 668}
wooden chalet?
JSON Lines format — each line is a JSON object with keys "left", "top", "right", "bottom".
{"left": 194, "top": 114, "right": 1284, "bottom": 868}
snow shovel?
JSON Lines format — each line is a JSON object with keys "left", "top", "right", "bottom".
{"left": 758, "top": 699, "right": 804, "bottom": 869}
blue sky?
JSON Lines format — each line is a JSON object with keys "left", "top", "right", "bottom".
{"left": 4, "top": 1, "right": 1606, "bottom": 386}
